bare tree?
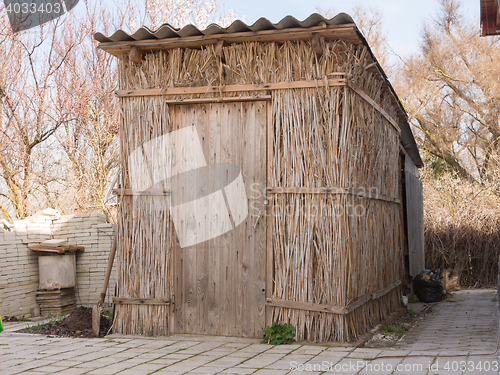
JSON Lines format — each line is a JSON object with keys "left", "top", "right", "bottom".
{"left": 124, "top": 0, "right": 238, "bottom": 31}
{"left": 0, "top": 0, "right": 239, "bottom": 221}
{"left": 0, "top": 12, "right": 86, "bottom": 219}
{"left": 316, "top": 3, "right": 391, "bottom": 73}
{"left": 398, "top": 0, "right": 500, "bottom": 184}
{"left": 56, "top": 2, "right": 122, "bottom": 221}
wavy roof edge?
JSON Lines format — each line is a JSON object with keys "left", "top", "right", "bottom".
{"left": 95, "top": 13, "right": 423, "bottom": 168}
{"left": 94, "top": 13, "right": 354, "bottom": 43}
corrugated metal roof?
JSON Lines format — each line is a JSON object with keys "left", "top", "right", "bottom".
{"left": 94, "top": 13, "right": 354, "bottom": 43}
{"left": 95, "top": 13, "right": 423, "bottom": 168}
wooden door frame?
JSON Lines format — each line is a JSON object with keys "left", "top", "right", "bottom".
{"left": 166, "top": 97, "right": 272, "bottom": 336}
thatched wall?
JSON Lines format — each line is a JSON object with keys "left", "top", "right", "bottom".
{"left": 114, "top": 40, "right": 403, "bottom": 341}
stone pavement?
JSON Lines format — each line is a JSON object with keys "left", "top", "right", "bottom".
{"left": 0, "top": 289, "right": 498, "bottom": 375}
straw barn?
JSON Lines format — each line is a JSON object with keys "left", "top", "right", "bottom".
{"left": 96, "top": 13, "right": 424, "bottom": 342}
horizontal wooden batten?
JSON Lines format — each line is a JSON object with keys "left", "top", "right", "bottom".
{"left": 112, "top": 189, "right": 170, "bottom": 196}
{"left": 267, "top": 280, "right": 402, "bottom": 315}
{"left": 346, "top": 81, "right": 401, "bottom": 134}
{"left": 266, "top": 298, "right": 347, "bottom": 315}
{"left": 98, "top": 24, "right": 360, "bottom": 57}
{"left": 115, "top": 79, "right": 402, "bottom": 133}
{"left": 113, "top": 297, "right": 171, "bottom": 306}
{"left": 164, "top": 95, "right": 271, "bottom": 104}
{"left": 371, "top": 280, "right": 402, "bottom": 300}
{"left": 266, "top": 187, "right": 400, "bottom": 204}
{"left": 345, "top": 294, "right": 372, "bottom": 314}
{"left": 116, "top": 79, "right": 347, "bottom": 97}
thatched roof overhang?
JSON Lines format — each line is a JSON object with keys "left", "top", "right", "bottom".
{"left": 96, "top": 13, "right": 423, "bottom": 167}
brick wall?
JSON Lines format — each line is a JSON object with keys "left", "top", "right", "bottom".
{"left": 0, "top": 209, "right": 116, "bottom": 317}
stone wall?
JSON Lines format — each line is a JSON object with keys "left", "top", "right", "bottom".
{"left": 0, "top": 209, "right": 116, "bottom": 318}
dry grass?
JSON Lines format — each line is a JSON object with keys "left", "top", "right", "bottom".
{"left": 423, "top": 170, "right": 500, "bottom": 288}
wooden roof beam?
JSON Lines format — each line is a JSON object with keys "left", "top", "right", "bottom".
{"left": 97, "top": 24, "right": 360, "bottom": 57}
{"left": 214, "top": 39, "right": 227, "bottom": 56}
{"left": 129, "top": 46, "right": 144, "bottom": 63}
{"left": 311, "top": 32, "right": 325, "bottom": 56}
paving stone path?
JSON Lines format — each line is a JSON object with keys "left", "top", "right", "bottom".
{"left": 1, "top": 289, "right": 498, "bottom": 375}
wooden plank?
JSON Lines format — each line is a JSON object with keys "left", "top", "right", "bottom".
{"left": 113, "top": 297, "right": 170, "bottom": 305}
{"left": 267, "top": 280, "right": 402, "bottom": 315}
{"left": 267, "top": 187, "right": 349, "bottom": 194}
{"left": 252, "top": 101, "right": 268, "bottom": 337}
{"left": 168, "top": 192, "right": 176, "bottom": 334}
{"left": 115, "top": 79, "right": 346, "bottom": 98}
{"left": 206, "top": 103, "right": 225, "bottom": 336}
{"left": 265, "top": 187, "right": 400, "bottom": 204}
{"left": 266, "top": 298, "right": 348, "bottom": 315}
{"left": 214, "top": 39, "right": 227, "bottom": 57}
{"left": 405, "top": 170, "right": 425, "bottom": 277}
{"left": 129, "top": 46, "right": 144, "bottom": 63}
{"left": 215, "top": 102, "right": 233, "bottom": 335}
{"left": 171, "top": 105, "right": 184, "bottom": 334}
{"left": 194, "top": 103, "right": 210, "bottom": 335}
{"left": 371, "top": 280, "right": 402, "bottom": 300}
{"left": 164, "top": 95, "right": 271, "bottom": 105}
{"left": 98, "top": 25, "right": 360, "bottom": 56}
{"left": 208, "top": 103, "right": 229, "bottom": 336}
{"left": 112, "top": 188, "right": 170, "bottom": 196}
{"left": 265, "top": 100, "right": 273, "bottom": 328}
{"left": 182, "top": 105, "right": 198, "bottom": 335}
{"left": 311, "top": 32, "right": 325, "bottom": 56}
{"left": 399, "top": 143, "right": 406, "bottom": 154}
{"left": 346, "top": 80, "right": 401, "bottom": 134}
{"left": 345, "top": 293, "right": 373, "bottom": 314}
{"left": 351, "top": 188, "right": 400, "bottom": 204}
{"left": 30, "top": 245, "right": 85, "bottom": 253}
{"left": 235, "top": 102, "right": 247, "bottom": 336}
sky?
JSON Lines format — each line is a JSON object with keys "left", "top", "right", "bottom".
{"left": 221, "top": 0, "right": 481, "bottom": 57}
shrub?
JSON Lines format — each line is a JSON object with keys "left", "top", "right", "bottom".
{"left": 261, "top": 322, "right": 295, "bottom": 345}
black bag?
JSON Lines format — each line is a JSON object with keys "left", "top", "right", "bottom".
{"left": 413, "top": 271, "right": 443, "bottom": 303}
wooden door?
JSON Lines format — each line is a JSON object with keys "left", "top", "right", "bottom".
{"left": 170, "top": 101, "right": 267, "bottom": 337}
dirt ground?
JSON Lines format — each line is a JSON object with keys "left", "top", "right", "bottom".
{"left": 19, "top": 307, "right": 111, "bottom": 338}
{"left": 14, "top": 302, "right": 431, "bottom": 343}
{"left": 361, "top": 302, "right": 431, "bottom": 348}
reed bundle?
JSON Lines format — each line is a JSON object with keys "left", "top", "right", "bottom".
{"left": 114, "top": 38, "right": 403, "bottom": 341}
{"left": 423, "top": 172, "right": 500, "bottom": 288}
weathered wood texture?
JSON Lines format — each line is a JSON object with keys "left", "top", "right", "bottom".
{"left": 169, "top": 102, "right": 267, "bottom": 337}
{"left": 405, "top": 165, "right": 424, "bottom": 277}
{"left": 114, "top": 39, "right": 404, "bottom": 341}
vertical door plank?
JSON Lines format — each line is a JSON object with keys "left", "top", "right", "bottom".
{"left": 182, "top": 104, "right": 197, "bottom": 334}
{"left": 172, "top": 100, "right": 268, "bottom": 337}
{"left": 208, "top": 103, "right": 223, "bottom": 334}
{"left": 265, "top": 100, "right": 274, "bottom": 327}
{"left": 194, "top": 104, "right": 210, "bottom": 334}
{"left": 253, "top": 101, "right": 267, "bottom": 337}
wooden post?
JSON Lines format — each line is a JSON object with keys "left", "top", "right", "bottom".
{"left": 215, "top": 39, "right": 227, "bottom": 65}
{"left": 311, "top": 33, "right": 325, "bottom": 56}
{"left": 215, "top": 39, "right": 227, "bottom": 56}
{"left": 129, "top": 46, "right": 144, "bottom": 63}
